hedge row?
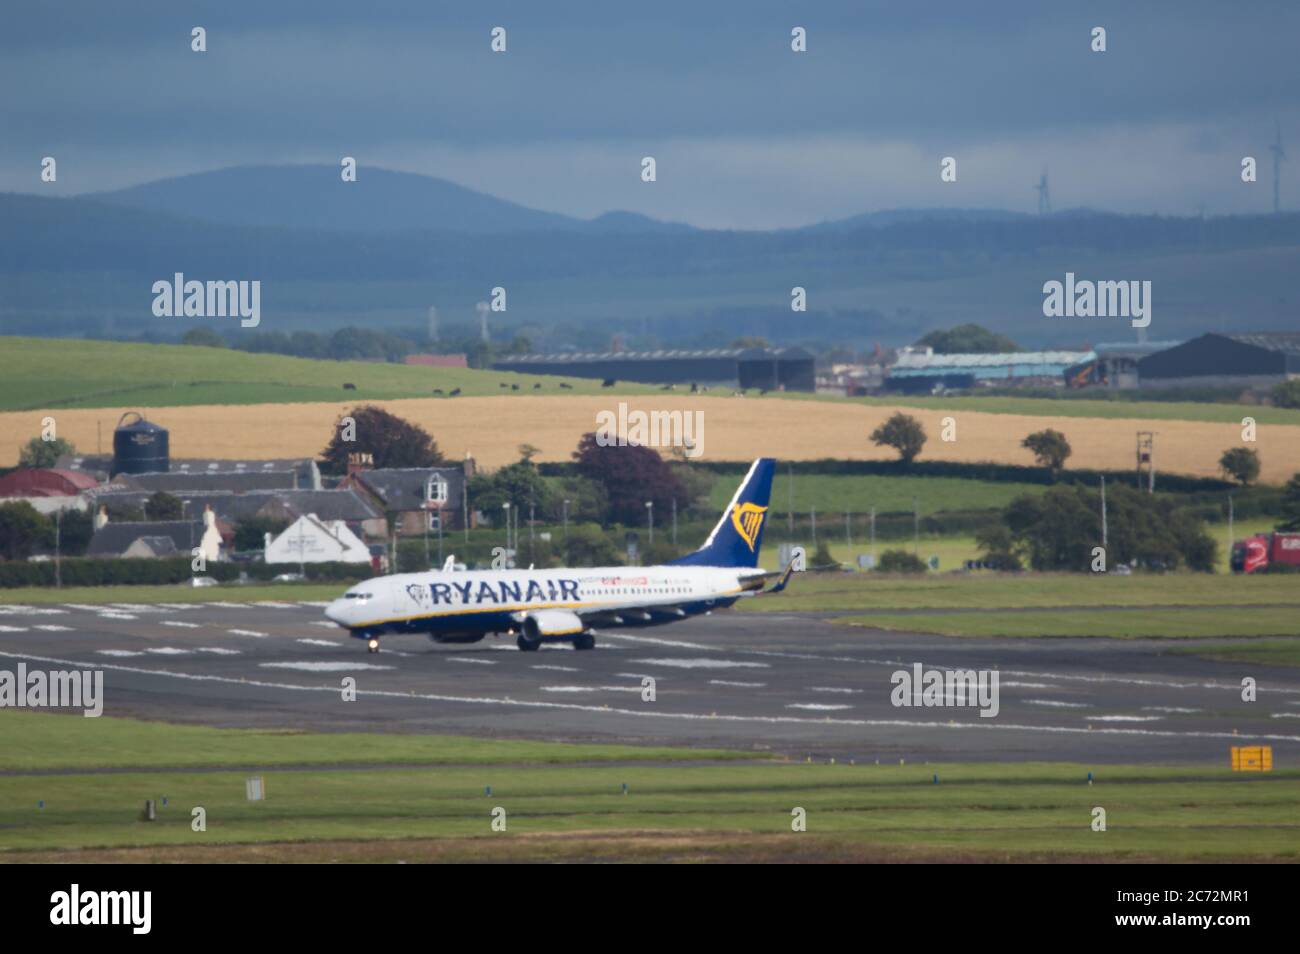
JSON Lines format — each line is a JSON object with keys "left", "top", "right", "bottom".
{"left": 0, "top": 557, "right": 372, "bottom": 589}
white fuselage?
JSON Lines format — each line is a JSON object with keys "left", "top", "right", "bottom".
{"left": 324, "top": 564, "right": 760, "bottom": 638}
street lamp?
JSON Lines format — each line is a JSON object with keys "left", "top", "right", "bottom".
{"left": 502, "top": 502, "right": 512, "bottom": 557}
{"left": 645, "top": 500, "right": 654, "bottom": 547}
{"left": 562, "top": 499, "right": 570, "bottom": 542}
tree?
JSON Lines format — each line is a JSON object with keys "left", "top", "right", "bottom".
{"left": 1271, "top": 380, "right": 1300, "bottom": 409}
{"left": 57, "top": 508, "right": 94, "bottom": 557}
{"left": 1279, "top": 473, "right": 1300, "bottom": 531}
{"left": 18, "top": 436, "right": 76, "bottom": 469}
{"left": 0, "top": 502, "right": 53, "bottom": 560}
{"left": 876, "top": 549, "right": 927, "bottom": 573}
{"left": 180, "top": 327, "right": 226, "bottom": 348}
{"left": 145, "top": 491, "right": 184, "bottom": 520}
{"left": 916, "top": 323, "right": 1021, "bottom": 354}
{"left": 1003, "top": 485, "right": 1214, "bottom": 572}
{"left": 1022, "top": 429, "right": 1072, "bottom": 476}
{"left": 1219, "top": 447, "right": 1261, "bottom": 486}
{"left": 563, "top": 523, "right": 624, "bottom": 566}
{"left": 319, "top": 406, "right": 444, "bottom": 475}
{"left": 870, "top": 413, "right": 927, "bottom": 463}
{"left": 572, "top": 433, "right": 688, "bottom": 524}
{"left": 469, "top": 461, "right": 552, "bottom": 517}
{"left": 233, "top": 517, "right": 290, "bottom": 552}
{"left": 974, "top": 525, "right": 1022, "bottom": 570}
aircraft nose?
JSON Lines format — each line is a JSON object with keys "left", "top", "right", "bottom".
{"left": 324, "top": 600, "right": 346, "bottom": 626}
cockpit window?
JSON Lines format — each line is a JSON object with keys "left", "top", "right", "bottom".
{"left": 344, "top": 592, "right": 373, "bottom": 600}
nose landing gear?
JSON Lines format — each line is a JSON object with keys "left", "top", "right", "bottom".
{"left": 366, "top": 638, "right": 380, "bottom": 654}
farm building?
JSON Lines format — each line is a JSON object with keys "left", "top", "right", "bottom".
{"left": 1063, "top": 340, "right": 1184, "bottom": 389}
{"left": 1136, "top": 333, "right": 1300, "bottom": 389}
{"left": 0, "top": 468, "right": 99, "bottom": 514}
{"left": 492, "top": 346, "right": 816, "bottom": 391}
{"left": 86, "top": 506, "right": 228, "bottom": 562}
{"left": 345, "top": 463, "right": 476, "bottom": 535}
{"left": 264, "top": 514, "right": 371, "bottom": 565}
{"left": 887, "top": 348, "right": 1094, "bottom": 393}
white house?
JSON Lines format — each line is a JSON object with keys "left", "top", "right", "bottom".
{"left": 264, "top": 513, "right": 371, "bottom": 564}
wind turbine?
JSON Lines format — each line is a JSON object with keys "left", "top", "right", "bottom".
{"left": 1035, "top": 168, "right": 1051, "bottom": 215}
{"left": 1270, "top": 119, "right": 1286, "bottom": 214}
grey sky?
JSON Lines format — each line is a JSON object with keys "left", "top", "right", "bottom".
{"left": 3, "top": 0, "right": 1298, "bottom": 228}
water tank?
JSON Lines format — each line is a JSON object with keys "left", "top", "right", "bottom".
{"left": 111, "top": 412, "right": 169, "bottom": 477}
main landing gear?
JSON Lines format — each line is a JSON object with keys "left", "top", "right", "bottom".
{"left": 573, "top": 633, "right": 596, "bottom": 651}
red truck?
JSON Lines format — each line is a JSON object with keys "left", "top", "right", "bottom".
{"left": 1231, "top": 532, "right": 1300, "bottom": 573}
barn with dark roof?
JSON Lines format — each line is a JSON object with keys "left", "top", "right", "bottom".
{"left": 1137, "top": 332, "right": 1300, "bottom": 389}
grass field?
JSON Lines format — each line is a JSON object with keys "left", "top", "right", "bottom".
{"left": 2, "top": 712, "right": 1296, "bottom": 861}
{"left": 0, "top": 337, "right": 654, "bottom": 411}
{"left": 710, "top": 472, "right": 1045, "bottom": 515}
{"left": 845, "top": 607, "right": 1300, "bottom": 640}
{"left": 854, "top": 393, "right": 1300, "bottom": 426}
{"left": 0, "top": 582, "right": 347, "bottom": 606}
{"left": 743, "top": 569, "right": 1300, "bottom": 614}
{"left": 6, "top": 336, "right": 1300, "bottom": 478}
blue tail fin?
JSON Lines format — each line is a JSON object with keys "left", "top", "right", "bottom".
{"left": 670, "top": 458, "right": 776, "bottom": 568}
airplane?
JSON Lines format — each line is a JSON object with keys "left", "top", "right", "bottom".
{"left": 324, "top": 457, "right": 798, "bottom": 652}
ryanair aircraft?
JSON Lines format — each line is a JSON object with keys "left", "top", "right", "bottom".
{"left": 324, "top": 458, "right": 796, "bottom": 652}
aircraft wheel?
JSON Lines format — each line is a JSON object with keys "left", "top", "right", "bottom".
{"left": 573, "top": 633, "right": 596, "bottom": 650}
{"left": 366, "top": 638, "right": 380, "bottom": 654}
{"left": 517, "top": 634, "right": 541, "bottom": 652}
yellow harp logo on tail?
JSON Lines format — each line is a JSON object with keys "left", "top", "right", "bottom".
{"left": 730, "top": 503, "right": 768, "bottom": 552}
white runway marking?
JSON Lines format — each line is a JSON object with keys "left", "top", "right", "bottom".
{"left": 310, "top": 621, "right": 339, "bottom": 628}
{"left": 447, "top": 657, "right": 497, "bottom": 665}
{"left": 1142, "top": 706, "right": 1200, "bottom": 714}
{"left": 600, "top": 633, "right": 711, "bottom": 650}
{"left": 157, "top": 603, "right": 200, "bottom": 610}
{"left": 163, "top": 621, "right": 200, "bottom": 629}
{"left": 1091, "top": 715, "right": 1162, "bottom": 722}
{"left": 208, "top": 602, "right": 252, "bottom": 609}
{"left": 254, "top": 601, "right": 298, "bottom": 608}
{"left": 97, "top": 649, "right": 145, "bottom": 657}
{"left": 1271, "top": 713, "right": 1300, "bottom": 719}
{"left": 1025, "top": 699, "right": 1091, "bottom": 708}
{"left": 98, "top": 612, "right": 137, "bottom": 620}
{"left": 297, "top": 638, "right": 342, "bottom": 647}
{"left": 63, "top": 603, "right": 109, "bottom": 612}
{"left": 709, "top": 679, "right": 766, "bottom": 688}
{"left": 540, "top": 685, "right": 642, "bottom": 693}
{"left": 532, "top": 664, "right": 579, "bottom": 672}
{"left": 261, "top": 661, "right": 393, "bottom": 672}
{"left": 809, "top": 686, "right": 861, "bottom": 694}
{"left": 6, "top": 649, "right": 1300, "bottom": 744}
{"left": 197, "top": 647, "right": 240, "bottom": 655}
{"left": 0, "top": 606, "right": 65, "bottom": 615}
{"left": 0, "top": 625, "right": 28, "bottom": 633}
{"left": 299, "top": 601, "right": 333, "bottom": 608}
{"left": 632, "top": 657, "right": 769, "bottom": 670}
{"left": 787, "top": 703, "right": 853, "bottom": 711}
{"left": 227, "top": 629, "right": 267, "bottom": 638}
{"left": 1001, "top": 681, "right": 1059, "bottom": 689}
{"left": 34, "top": 625, "right": 71, "bottom": 632}
{"left": 147, "top": 647, "right": 190, "bottom": 655}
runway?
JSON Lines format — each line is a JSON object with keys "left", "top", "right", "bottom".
{"left": 2, "top": 599, "right": 1298, "bottom": 764}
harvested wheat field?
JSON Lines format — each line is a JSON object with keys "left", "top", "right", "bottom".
{"left": 3, "top": 396, "right": 1297, "bottom": 482}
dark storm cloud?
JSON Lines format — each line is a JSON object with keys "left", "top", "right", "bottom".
{"left": 2, "top": 0, "right": 1298, "bottom": 225}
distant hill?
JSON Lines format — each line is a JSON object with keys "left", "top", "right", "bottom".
{"left": 85, "top": 165, "right": 689, "bottom": 235}
{"left": 3, "top": 184, "right": 1300, "bottom": 350}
